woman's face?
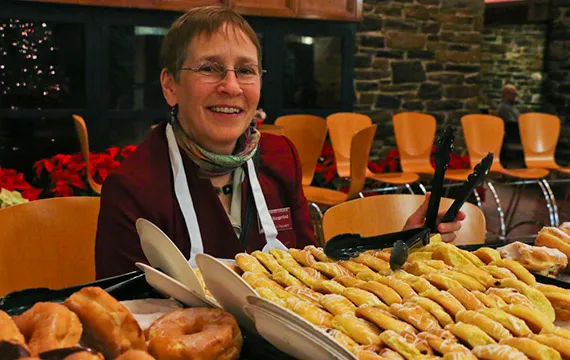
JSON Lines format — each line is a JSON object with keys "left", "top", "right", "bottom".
{"left": 161, "top": 25, "right": 261, "bottom": 154}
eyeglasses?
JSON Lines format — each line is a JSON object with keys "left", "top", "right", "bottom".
{"left": 179, "top": 62, "right": 266, "bottom": 84}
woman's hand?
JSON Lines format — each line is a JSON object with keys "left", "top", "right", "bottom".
{"left": 402, "top": 193, "right": 466, "bottom": 243}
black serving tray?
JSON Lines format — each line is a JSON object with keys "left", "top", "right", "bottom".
{"left": 0, "top": 272, "right": 295, "bottom": 360}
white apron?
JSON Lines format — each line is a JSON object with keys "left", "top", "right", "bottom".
{"left": 165, "top": 124, "right": 287, "bottom": 267}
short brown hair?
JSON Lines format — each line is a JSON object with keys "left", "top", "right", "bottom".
{"left": 161, "top": 6, "right": 262, "bottom": 80}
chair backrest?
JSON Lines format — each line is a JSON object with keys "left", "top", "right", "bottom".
{"left": 275, "top": 115, "right": 328, "bottom": 186}
{"left": 326, "top": 113, "right": 372, "bottom": 178}
{"left": 0, "top": 197, "right": 101, "bottom": 296}
{"left": 322, "top": 194, "right": 486, "bottom": 245}
{"left": 461, "top": 114, "right": 505, "bottom": 172}
{"left": 392, "top": 112, "right": 436, "bottom": 172}
{"left": 72, "top": 115, "right": 102, "bottom": 195}
{"left": 518, "top": 113, "right": 560, "bottom": 169}
{"left": 346, "top": 125, "right": 377, "bottom": 199}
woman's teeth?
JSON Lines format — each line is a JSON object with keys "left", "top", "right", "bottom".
{"left": 209, "top": 106, "right": 242, "bottom": 114}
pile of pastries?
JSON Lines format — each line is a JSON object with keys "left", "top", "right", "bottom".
{"left": 235, "top": 239, "right": 570, "bottom": 360}
{"left": 0, "top": 287, "right": 242, "bottom": 360}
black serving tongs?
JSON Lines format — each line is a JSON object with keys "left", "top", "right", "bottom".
{"left": 324, "top": 127, "right": 493, "bottom": 269}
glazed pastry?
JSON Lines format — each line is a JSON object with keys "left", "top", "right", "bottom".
{"left": 285, "top": 286, "right": 323, "bottom": 307}
{"left": 432, "top": 243, "right": 473, "bottom": 267}
{"left": 489, "top": 259, "right": 536, "bottom": 285}
{"left": 500, "top": 304, "right": 555, "bottom": 334}
{"left": 320, "top": 294, "right": 357, "bottom": 316}
{"left": 420, "top": 289, "right": 466, "bottom": 317}
{"left": 408, "top": 251, "right": 434, "bottom": 262}
{"left": 422, "top": 273, "right": 463, "bottom": 291}
{"left": 331, "top": 314, "right": 382, "bottom": 345}
{"left": 270, "top": 249, "right": 305, "bottom": 273}
{"left": 255, "top": 287, "right": 288, "bottom": 307}
{"left": 357, "top": 281, "right": 402, "bottom": 305}
{"left": 472, "top": 290, "right": 503, "bottom": 308}
{"left": 496, "top": 278, "right": 555, "bottom": 322}
{"left": 477, "top": 307, "right": 532, "bottom": 337}
{"left": 497, "top": 241, "right": 568, "bottom": 276}
{"left": 390, "top": 303, "right": 442, "bottom": 333}
{"left": 304, "top": 245, "right": 334, "bottom": 262}
{"left": 458, "top": 249, "right": 485, "bottom": 267}
{"left": 312, "top": 262, "right": 354, "bottom": 278}
{"left": 355, "top": 306, "right": 417, "bottom": 334}
{"left": 324, "top": 328, "right": 359, "bottom": 350}
{"left": 287, "top": 266, "right": 318, "bottom": 287}
{"left": 384, "top": 276, "right": 418, "bottom": 300}
{"left": 473, "top": 247, "right": 502, "bottom": 264}
{"left": 339, "top": 260, "right": 374, "bottom": 274}
{"left": 447, "top": 287, "right": 486, "bottom": 311}
{"left": 423, "top": 260, "right": 451, "bottom": 270}
{"left": 334, "top": 275, "right": 366, "bottom": 288}
{"left": 530, "top": 334, "right": 570, "bottom": 360}
{"left": 442, "top": 351, "right": 477, "bottom": 360}
{"left": 353, "top": 254, "right": 391, "bottom": 274}
{"left": 438, "top": 271, "right": 486, "bottom": 292}
{"left": 481, "top": 265, "right": 517, "bottom": 280}
{"left": 355, "top": 271, "right": 385, "bottom": 282}
{"left": 251, "top": 251, "right": 283, "bottom": 273}
{"left": 454, "top": 265, "right": 495, "bottom": 287}
{"left": 302, "top": 267, "right": 327, "bottom": 280}
{"left": 409, "top": 296, "right": 454, "bottom": 327}
{"left": 471, "top": 344, "right": 530, "bottom": 360}
{"left": 559, "top": 222, "right": 570, "bottom": 235}
{"left": 402, "top": 261, "right": 438, "bottom": 276}
{"left": 352, "top": 347, "right": 386, "bottom": 359}
{"left": 410, "top": 277, "right": 438, "bottom": 294}
{"left": 342, "top": 288, "right": 388, "bottom": 310}
{"left": 399, "top": 331, "right": 433, "bottom": 356}
{"left": 242, "top": 272, "right": 284, "bottom": 292}
{"left": 378, "top": 330, "right": 423, "bottom": 360}
{"left": 417, "top": 332, "right": 472, "bottom": 355}
{"left": 500, "top": 337, "right": 562, "bottom": 360}
{"left": 544, "top": 327, "right": 570, "bottom": 341}
{"left": 285, "top": 296, "right": 333, "bottom": 327}
{"left": 288, "top": 248, "right": 316, "bottom": 266}
{"left": 455, "top": 310, "right": 512, "bottom": 341}
{"left": 14, "top": 302, "right": 82, "bottom": 355}
{"left": 535, "top": 284, "right": 570, "bottom": 322}
{"left": 377, "top": 348, "right": 406, "bottom": 360}
{"left": 486, "top": 288, "right": 537, "bottom": 309}
{"left": 235, "top": 253, "right": 270, "bottom": 275}
{"left": 535, "top": 227, "right": 570, "bottom": 262}
{"left": 270, "top": 269, "right": 305, "bottom": 288}
{"left": 311, "top": 279, "right": 346, "bottom": 294}
{"left": 444, "top": 322, "right": 496, "bottom": 348}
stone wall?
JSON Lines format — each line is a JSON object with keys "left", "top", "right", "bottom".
{"left": 479, "top": 24, "right": 547, "bottom": 113}
{"left": 354, "top": 0, "right": 485, "bottom": 159}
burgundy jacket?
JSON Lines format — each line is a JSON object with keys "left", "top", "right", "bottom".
{"left": 95, "top": 122, "right": 317, "bottom": 279}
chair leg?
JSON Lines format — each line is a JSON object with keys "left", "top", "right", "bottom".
{"left": 505, "top": 183, "right": 523, "bottom": 233}
{"left": 537, "top": 179, "right": 559, "bottom": 227}
{"left": 472, "top": 189, "right": 482, "bottom": 208}
{"left": 308, "top": 201, "right": 325, "bottom": 246}
{"left": 540, "top": 179, "right": 559, "bottom": 227}
{"left": 486, "top": 181, "right": 506, "bottom": 240}
{"left": 405, "top": 183, "right": 414, "bottom": 194}
{"left": 418, "top": 182, "right": 427, "bottom": 195}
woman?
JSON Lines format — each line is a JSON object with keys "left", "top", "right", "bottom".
{"left": 95, "top": 6, "right": 464, "bottom": 279}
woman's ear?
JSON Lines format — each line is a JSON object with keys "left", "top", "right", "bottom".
{"left": 160, "top": 69, "right": 178, "bottom": 107}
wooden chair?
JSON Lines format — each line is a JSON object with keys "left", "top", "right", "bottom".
{"left": 322, "top": 194, "right": 486, "bottom": 246}
{"left": 303, "top": 125, "right": 376, "bottom": 207}
{"left": 0, "top": 197, "right": 100, "bottom": 296}
{"left": 326, "top": 112, "right": 420, "bottom": 191}
{"left": 73, "top": 115, "right": 102, "bottom": 195}
{"left": 275, "top": 115, "right": 328, "bottom": 186}
{"left": 518, "top": 113, "right": 570, "bottom": 174}
{"left": 258, "top": 124, "right": 284, "bottom": 136}
{"left": 393, "top": 112, "right": 437, "bottom": 175}
{"left": 460, "top": 114, "right": 554, "bottom": 238}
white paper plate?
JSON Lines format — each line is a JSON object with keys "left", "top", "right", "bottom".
{"left": 136, "top": 218, "right": 205, "bottom": 297}
{"left": 246, "top": 295, "right": 357, "bottom": 359}
{"left": 195, "top": 253, "right": 258, "bottom": 332}
{"left": 244, "top": 304, "right": 356, "bottom": 360}
{"left": 135, "top": 262, "right": 215, "bottom": 308}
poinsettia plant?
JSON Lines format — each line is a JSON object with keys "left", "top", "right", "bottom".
{"left": 33, "top": 145, "right": 137, "bottom": 198}
{"left": 0, "top": 167, "right": 41, "bottom": 201}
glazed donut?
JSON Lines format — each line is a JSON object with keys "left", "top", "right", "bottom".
{"left": 320, "top": 294, "right": 357, "bottom": 316}
{"left": 64, "top": 287, "right": 145, "bottom": 358}
{"left": 473, "top": 247, "right": 502, "bottom": 264}
{"left": 496, "top": 278, "right": 555, "bottom": 322}
{"left": 355, "top": 306, "right": 417, "bottom": 334}
{"left": 339, "top": 260, "right": 374, "bottom": 275}
{"left": 287, "top": 248, "right": 316, "bottom": 267}
{"left": 420, "top": 289, "right": 466, "bottom": 317}
{"left": 409, "top": 296, "right": 454, "bottom": 327}
{"left": 334, "top": 275, "right": 366, "bottom": 288}
{"left": 0, "top": 310, "right": 28, "bottom": 351}
{"left": 250, "top": 251, "right": 282, "bottom": 273}
{"left": 356, "top": 281, "right": 402, "bottom": 305}
{"left": 455, "top": 310, "right": 512, "bottom": 341}
{"left": 500, "top": 337, "right": 562, "bottom": 360}
{"left": 444, "top": 322, "right": 496, "bottom": 348}
{"left": 38, "top": 347, "right": 103, "bottom": 360}
{"left": 13, "top": 302, "right": 82, "bottom": 355}
{"left": 471, "top": 344, "right": 530, "bottom": 360}
{"left": 147, "top": 308, "right": 242, "bottom": 360}
{"left": 331, "top": 314, "right": 382, "bottom": 345}
{"left": 500, "top": 304, "right": 555, "bottom": 334}
{"left": 312, "top": 262, "right": 353, "bottom": 278}
{"left": 342, "top": 287, "right": 388, "bottom": 310}
{"left": 530, "top": 334, "right": 570, "bottom": 360}
{"left": 477, "top": 308, "right": 532, "bottom": 337}
{"left": 235, "top": 253, "right": 269, "bottom": 275}
{"left": 447, "top": 287, "right": 486, "bottom": 311}
{"left": 489, "top": 259, "right": 536, "bottom": 285}
{"left": 114, "top": 350, "right": 155, "bottom": 360}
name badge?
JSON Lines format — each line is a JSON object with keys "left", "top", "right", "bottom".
{"left": 259, "top": 207, "right": 293, "bottom": 233}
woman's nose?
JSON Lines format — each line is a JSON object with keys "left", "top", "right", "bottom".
{"left": 217, "top": 71, "right": 243, "bottom": 96}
